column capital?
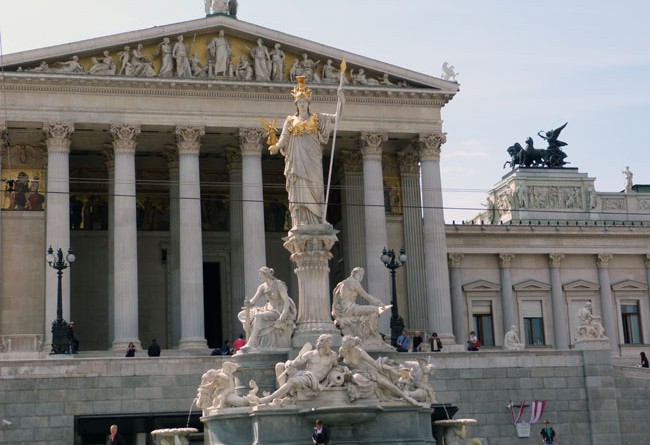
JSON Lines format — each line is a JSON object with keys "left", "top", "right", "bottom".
{"left": 110, "top": 124, "right": 140, "bottom": 153}
{"left": 498, "top": 253, "right": 515, "bottom": 268}
{"left": 225, "top": 147, "right": 242, "bottom": 173}
{"left": 340, "top": 149, "right": 363, "bottom": 174}
{"left": 103, "top": 147, "right": 115, "bottom": 170}
{"left": 596, "top": 253, "right": 613, "bottom": 269}
{"left": 645, "top": 254, "right": 650, "bottom": 269}
{"left": 43, "top": 122, "right": 75, "bottom": 153}
{"left": 397, "top": 148, "right": 420, "bottom": 175}
{"left": 238, "top": 128, "right": 265, "bottom": 156}
{"left": 175, "top": 126, "right": 205, "bottom": 155}
{"left": 417, "top": 133, "right": 446, "bottom": 161}
{"left": 164, "top": 145, "right": 179, "bottom": 169}
{"left": 359, "top": 132, "right": 388, "bottom": 159}
{"left": 448, "top": 253, "right": 464, "bottom": 268}
{"left": 548, "top": 253, "right": 565, "bottom": 268}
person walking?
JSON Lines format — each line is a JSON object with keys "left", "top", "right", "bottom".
{"left": 539, "top": 420, "right": 558, "bottom": 444}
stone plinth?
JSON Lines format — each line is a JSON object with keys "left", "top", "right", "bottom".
{"left": 283, "top": 225, "right": 340, "bottom": 347}
{"left": 232, "top": 350, "right": 289, "bottom": 395}
{"left": 574, "top": 338, "right": 610, "bottom": 350}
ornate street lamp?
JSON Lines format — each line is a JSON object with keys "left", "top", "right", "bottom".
{"left": 381, "top": 247, "right": 407, "bottom": 347}
{"left": 46, "top": 246, "right": 76, "bottom": 354}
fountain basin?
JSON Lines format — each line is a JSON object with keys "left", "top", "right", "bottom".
{"left": 150, "top": 427, "right": 198, "bottom": 445}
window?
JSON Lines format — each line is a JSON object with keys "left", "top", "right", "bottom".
{"left": 521, "top": 300, "right": 545, "bottom": 345}
{"left": 621, "top": 301, "right": 642, "bottom": 344}
{"left": 472, "top": 300, "right": 494, "bottom": 346}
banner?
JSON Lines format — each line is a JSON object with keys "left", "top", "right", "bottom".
{"left": 529, "top": 400, "right": 546, "bottom": 424}
{"left": 508, "top": 400, "right": 526, "bottom": 425}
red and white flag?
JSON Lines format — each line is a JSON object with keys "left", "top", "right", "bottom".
{"left": 508, "top": 400, "right": 526, "bottom": 425}
{"left": 529, "top": 400, "right": 546, "bottom": 424}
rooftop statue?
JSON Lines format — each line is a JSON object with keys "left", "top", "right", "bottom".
{"left": 623, "top": 166, "right": 633, "bottom": 193}
{"left": 503, "top": 123, "right": 569, "bottom": 169}
{"left": 441, "top": 62, "right": 459, "bottom": 82}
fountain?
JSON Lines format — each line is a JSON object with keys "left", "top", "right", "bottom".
{"left": 150, "top": 427, "right": 198, "bottom": 445}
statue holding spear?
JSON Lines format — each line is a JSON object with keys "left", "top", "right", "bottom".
{"left": 262, "top": 61, "right": 346, "bottom": 229}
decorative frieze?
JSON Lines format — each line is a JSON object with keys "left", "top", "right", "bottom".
{"left": 175, "top": 126, "right": 205, "bottom": 155}
{"left": 417, "top": 133, "right": 446, "bottom": 161}
{"left": 110, "top": 124, "right": 140, "bottom": 153}
{"left": 43, "top": 122, "right": 74, "bottom": 153}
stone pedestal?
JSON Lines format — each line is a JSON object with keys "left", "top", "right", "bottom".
{"left": 232, "top": 351, "right": 289, "bottom": 395}
{"left": 283, "top": 225, "right": 340, "bottom": 347}
{"left": 574, "top": 338, "right": 610, "bottom": 350}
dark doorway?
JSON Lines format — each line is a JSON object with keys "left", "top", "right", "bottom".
{"left": 203, "top": 262, "right": 222, "bottom": 349}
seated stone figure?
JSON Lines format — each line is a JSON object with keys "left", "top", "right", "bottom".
{"left": 577, "top": 301, "right": 607, "bottom": 340}
{"left": 503, "top": 325, "right": 525, "bottom": 351}
{"left": 195, "top": 362, "right": 259, "bottom": 413}
{"left": 331, "top": 267, "right": 390, "bottom": 349}
{"left": 237, "top": 267, "right": 296, "bottom": 351}
{"left": 259, "top": 334, "right": 339, "bottom": 405}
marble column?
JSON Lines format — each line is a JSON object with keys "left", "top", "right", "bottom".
{"left": 43, "top": 122, "right": 74, "bottom": 347}
{"left": 104, "top": 150, "right": 116, "bottom": 345}
{"left": 398, "top": 148, "right": 427, "bottom": 330}
{"left": 110, "top": 124, "right": 141, "bottom": 350}
{"left": 239, "top": 128, "right": 267, "bottom": 297}
{"left": 226, "top": 148, "right": 245, "bottom": 340}
{"left": 596, "top": 254, "right": 618, "bottom": 352}
{"left": 359, "top": 133, "right": 391, "bottom": 335}
{"left": 165, "top": 147, "right": 181, "bottom": 347}
{"left": 0, "top": 122, "right": 5, "bottom": 302}
{"left": 499, "top": 253, "right": 516, "bottom": 334}
{"left": 448, "top": 253, "right": 467, "bottom": 343}
{"left": 418, "top": 134, "right": 454, "bottom": 342}
{"left": 176, "top": 126, "right": 208, "bottom": 350}
{"left": 548, "top": 253, "right": 569, "bottom": 349}
{"left": 339, "top": 150, "right": 365, "bottom": 275}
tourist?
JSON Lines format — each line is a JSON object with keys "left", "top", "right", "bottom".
{"left": 68, "top": 321, "right": 79, "bottom": 354}
{"left": 412, "top": 331, "right": 423, "bottom": 352}
{"left": 640, "top": 351, "right": 649, "bottom": 368}
{"left": 125, "top": 342, "right": 136, "bottom": 357}
{"left": 396, "top": 329, "right": 410, "bottom": 352}
{"left": 220, "top": 340, "right": 233, "bottom": 355}
{"left": 467, "top": 331, "right": 480, "bottom": 351}
{"left": 312, "top": 419, "right": 329, "bottom": 445}
{"left": 539, "top": 420, "right": 558, "bottom": 444}
{"left": 147, "top": 339, "right": 161, "bottom": 357}
{"left": 429, "top": 332, "right": 443, "bottom": 352}
{"left": 106, "top": 424, "right": 125, "bottom": 445}
{"left": 232, "top": 333, "right": 246, "bottom": 352}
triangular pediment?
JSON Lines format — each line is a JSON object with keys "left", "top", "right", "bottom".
{"left": 611, "top": 279, "right": 648, "bottom": 292}
{"left": 463, "top": 280, "right": 501, "bottom": 292}
{"left": 0, "top": 15, "right": 457, "bottom": 94}
{"left": 562, "top": 280, "right": 600, "bottom": 292}
{"left": 513, "top": 279, "right": 550, "bottom": 292}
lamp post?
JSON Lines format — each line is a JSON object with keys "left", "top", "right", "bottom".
{"left": 381, "top": 247, "right": 406, "bottom": 347}
{"left": 46, "top": 246, "right": 76, "bottom": 354}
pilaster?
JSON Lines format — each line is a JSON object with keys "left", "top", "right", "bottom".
{"left": 548, "top": 253, "right": 569, "bottom": 349}
{"left": 447, "top": 253, "right": 467, "bottom": 343}
{"left": 596, "top": 253, "right": 617, "bottom": 352}
{"left": 498, "top": 253, "right": 516, "bottom": 336}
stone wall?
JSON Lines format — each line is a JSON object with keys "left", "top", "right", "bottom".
{"left": 0, "top": 350, "right": 648, "bottom": 445}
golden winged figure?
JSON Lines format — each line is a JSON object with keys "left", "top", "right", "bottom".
{"left": 259, "top": 116, "right": 279, "bottom": 148}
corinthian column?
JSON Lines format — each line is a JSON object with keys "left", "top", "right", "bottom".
{"left": 226, "top": 148, "right": 245, "bottom": 339}
{"left": 110, "top": 124, "right": 141, "bottom": 350}
{"left": 239, "top": 128, "right": 267, "bottom": 297}
{"left": 176, "top": 126, "right": 208, "bottom": 349}
{"left": 398, "top": 148, "right": 427, "bottom": 330}
{"left": 418, "top": 134, "right": 454, "bottom": 342}
{"left": 43, "top": 122, "right": 74, "bottom": 347}
{"left": 104, "top": 149, "right": 116, "bottom": 345}
{"left": 596, "top": 254, "right": 618, "bottom": 351}
{"left": 360, "top": 132, "right": 391, "bottom": 335}
{"left": 165, "top": 147, "right": 181, "bottom": 347}
{"left": 339, "top": 150, "right": 365, "bottom": 275}
{"left": 548, "top": 253, "right": 569, "bottom": 349}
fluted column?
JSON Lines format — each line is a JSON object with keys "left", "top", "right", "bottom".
{"left": 397, "top": 148, "right": 427, "bottom": 330}
{"left": 596, "top": 254, "right": 618, "bottom": 351}
{"left": 110, "top": 124, "right": 141, "bottom": 350}
{"left": 165, "top": 147, "right": 181, "bottom": 347}
{"left": 104, "top": 149, "right": 116, "bottom": 345}
{"left": 418, "top": 134, "right": 454, "bottom": 342}
{"left": 339, "top": 150, "right": 365, "bottom": 275}
{"left": 226, "top": 148, "right": 245, "bottom": 340}
{"left": 176, "top": 126, "right": 208, "bottom": 349}
{"left": 43, "top": 122, "right": 74, "bottom": 347}
{"left": 448, "top": 253, "right": 467, "bottom": 342}
{"left": 360, "top": 132, "right": 391, "bottom": 335}
{"left": 499, "top": 253, "right": 516, "bottom": 335}
{"left": 548, "top": 253, "right": 569, "bottom": 349}
{"left": 239, "top": 128, "right": 267, "bottom": 297}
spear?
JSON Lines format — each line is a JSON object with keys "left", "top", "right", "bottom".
{"left": 322, "top": 59, "right": 346, "bottom": 224}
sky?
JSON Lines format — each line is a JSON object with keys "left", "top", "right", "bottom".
{"left": 1, "top": 0, "right": 649, "bottom": 222}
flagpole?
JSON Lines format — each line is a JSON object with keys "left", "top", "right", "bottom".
{"left": 322, "top": 59, "right": 346, "bottom": 224}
